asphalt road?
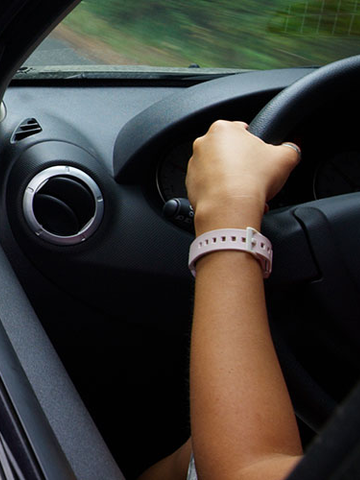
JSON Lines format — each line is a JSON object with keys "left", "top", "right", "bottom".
{"left": 24, "top": 36, "right": 96, "bottom": 66}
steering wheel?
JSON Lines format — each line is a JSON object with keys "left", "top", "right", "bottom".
{"left": 249, "top": 55, "right": 360, "bottom": 142}
{"left": 248, "top": 55, "right": 360, "bottom": 478}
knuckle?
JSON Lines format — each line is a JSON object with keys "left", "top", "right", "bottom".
{"left": 209, "top": 119, "right": 228, "bottom": 131}
{"left": 192, "top": 136, "right": 203, "bottom": 151}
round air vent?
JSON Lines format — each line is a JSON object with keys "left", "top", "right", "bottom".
{"left": 23, "top": 166, "right": 104, "bottom": 245}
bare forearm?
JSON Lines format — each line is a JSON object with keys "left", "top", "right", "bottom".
{"left": 190, "top": 237, "right": 302, "bottom": 479}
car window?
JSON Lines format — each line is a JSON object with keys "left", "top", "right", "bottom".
{"left": 22, "top": 0, "right": 360, "bottom": 74}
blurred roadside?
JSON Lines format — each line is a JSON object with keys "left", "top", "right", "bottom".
{"left": 51, "top": 24, "right": 136, "bottom": 65}
{"left": 25, "top": 0, "right": 360, "bottom": 70}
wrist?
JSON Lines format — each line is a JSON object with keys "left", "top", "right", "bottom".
{"left": 193, "top": 196, "right": 265, "bottom": 237}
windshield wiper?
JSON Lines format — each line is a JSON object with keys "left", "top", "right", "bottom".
{"left": 14, "top": 65, "right": 251, "bottom": 82}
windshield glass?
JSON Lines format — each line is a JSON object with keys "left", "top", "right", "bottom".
{"left": 23, "top": 0, "right": 360, "bottom": 73}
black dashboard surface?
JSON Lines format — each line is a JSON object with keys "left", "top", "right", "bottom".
{"left": 2, "top": 70, "right": 317, "bottom": 323}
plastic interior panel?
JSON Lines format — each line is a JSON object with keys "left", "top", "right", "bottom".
{"left": 2, "top": 85, "right": 181, "bottom": 175}
{"left": 0, "top": 243, "right": 124, "bottom": 479}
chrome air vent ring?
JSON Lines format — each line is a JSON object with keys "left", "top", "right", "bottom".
{"left": 23, "top": 166, "right": 104, "bottom": 246}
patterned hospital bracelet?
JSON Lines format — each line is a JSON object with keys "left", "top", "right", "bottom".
{"left": 188, "top": 227, "right": 273, "bottom": 278}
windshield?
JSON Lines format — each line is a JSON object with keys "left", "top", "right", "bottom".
{"left": 22, "top": 0, "right": 360, "bottom": 74}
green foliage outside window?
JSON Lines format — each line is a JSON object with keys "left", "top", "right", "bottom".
{"left": 63, "top": 0, "right": 360, "bottom": 68}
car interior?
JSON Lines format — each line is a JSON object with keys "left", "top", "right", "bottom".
{"left": 1, "top": 0, "right": 360, "bottom": 479}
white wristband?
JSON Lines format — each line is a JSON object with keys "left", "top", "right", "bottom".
{"left": 188, "top": 227, "right": 272, "bottom": 278}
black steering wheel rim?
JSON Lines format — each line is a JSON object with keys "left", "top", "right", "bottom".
{"left": 249, "top": 54, "right": 360, "bottom": 143}
{"left": 246, "top": 55, "right": 360, "bottom": 444}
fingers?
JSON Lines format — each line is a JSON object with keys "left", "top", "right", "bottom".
{"left": 277, "top": 141, "right": 302, "bottom": 179}
{"left": 231, "top": 120, "right": 249, "bottom": 129}
{"left": 280, "top": 142, "right": 301, "bottom": 161}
